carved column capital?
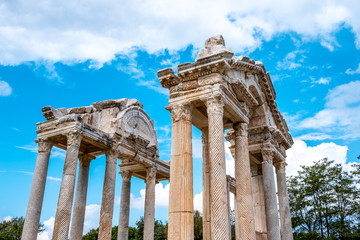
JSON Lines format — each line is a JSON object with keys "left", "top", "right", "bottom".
{"left": 262, "top": 148, "right": 273, "bottom": 164}
{"left": 205, "top": 96, "right": 224, "bottom": 114}
{"left": 67, "top": 131, "right": 82, "bottom": 147}
{"left": 120, "top": 170, "right": 132, "bottom": 182}
{"left": 233, "top": 122, "right": 248, "bottom": 137}
{"left": 170, "top": 104, "right": 192, "bottom": 122}
{"left": 145, "top": 167, "right": 157, "bottom": 183}
{"left": 79, "top": 154, "right": 95, "bottom": 167}
{"left": 105, "top": 149, "right": 118, "bottom": 163}
{"left": 274, "top": 161, "right": 287, "bottom": 174}
{"left": 36, "top": 138, "right": 53, "bottom": 153}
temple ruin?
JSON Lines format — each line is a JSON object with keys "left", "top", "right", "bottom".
{"left": 22, "top": 35, "right": 293, "bottom": 240}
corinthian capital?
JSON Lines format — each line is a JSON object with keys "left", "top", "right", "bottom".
{"left": 79, "top": 154, "right": 95, "bottom": 167}
{"left": 261, "top": 148, "right": 273, "bottom": 164}
{"left": 120, "top": 170, "right": 132, "bottom": 182}
{"left": 274, "top": 161, "right": 287, "bottom": 173}
{"left": 37, "top": 138, "right": 53, "bottom": 153}
{"left": 233, "top": 122, "right": 248, "bottom": 137}
{"left": 67, "top": 131, "right": 82, "bottom": 147}
{"left": 170, "top": 104, "right": 192, "bottom": 122}
{"left": 205, "top": 96, "right": 224, "bottom": 114}
{"left": 145, "top": 167, "right": 157, "bottom": 183}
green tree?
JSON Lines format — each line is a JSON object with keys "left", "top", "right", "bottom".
{"left": 0, "top": 217, "right": 43, "bottom": 240}
{"left": 193, "top": 210, "right": 203, "bottom": 240}
{"left": 288, "top": 158, "right": 360, "bottom": 240}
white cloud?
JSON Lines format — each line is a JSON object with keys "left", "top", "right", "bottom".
{"left": 37, "top": 216, "right": 55, "bottom": 240}
{"left": 312, "top": 77, "right": 331, "bottom": 85}
{"left": 117, "top": 182, "right": 170, "bottom": 209}
{"left": 17, "top": 170, "right": 61, "bottom": 182}
{"left": 83, "top": 204, "right": 101, "bottom": 235}
{"left": 3, "top": 216, "right": 12, "bottom": 221}
{"left": 0, "top": 81, "right": 12, "bottom": 96}
{"left": 277, "top": 50, "right": 304, "bottom": 70}
{"left": 286, "top": 139, "right": 351, "bottom": 176}
{"left": 299, "top": 80, "right": 360, "bottom": 140}
{"left": 345, "top": 63, "right": 360, "bottom": 74}
{"left": 194, "top": 192, "right": 203, "bottom": 213}
{"left": 17, "top": 144, "right": 66, "bottom": 158}
{"left": 0, "top": 0, "right": 359, "bottom": 65}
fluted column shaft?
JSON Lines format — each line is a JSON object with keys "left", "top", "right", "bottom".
{"left": 53, "top": 131, "right": 82, "bottom": 240}
{"left": 234, "top": 123, "right": 256, "bottom": 240}
{"left": 167, "top": 104, "right": 194, "bottom": 240}
{"left": 118, "top": 170, "right": 132, "bottom": 240}
{"left": 144, "top": 167, "right": 157, "bottom": 240}
{"left": 275, "top": 162, "right": 294, "bottom": 240}
{"left": 98, "top": 150, "right": 118, "bottom": 240}
{"left": 69, "top": 155, "right": 94, "bottom": 240}
{"left": 262, "top": 150, "right": 281, "bottom": 240}
{"left": 22, "top": 139, "right": 53, "bottom": 240}
{"left": 206, "top": 96, "right": 230, "bottom": 239}
{"left": 202, "top": 128, "right": 211, "bottom": 240}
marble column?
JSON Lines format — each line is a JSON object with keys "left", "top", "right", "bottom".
{"left": 69, "top": 154, "right": 94, "bottom": 240}
{"left": 202, "top": 128, "right": 211, "bottom": 240}
{"left": 206, "top": 96, "right": 230, "bottom": 239}
{"left": 226, "top": 176, "right": 232, "bottom": 240}
{"left": 275, "top": 161, "right": 294, "bottom": 240}
{"left": 53, "top": 131, "right": 82, "bottom": 240}
{"left": 261, "top": 149, "right": 281, "bottom": 240}
{"left": 167, "top": 104, "right": 194, "bottom": 240}
{"left": 118, "top": 170, "right": 132, "bottom": 240}
{"left": 233, "top": 123, "right": 256, "bottom": 240}
{"left": 144, "top": 167, "right": 157, "bottom": 240}
{"left": 22, "top": 139, "right": 53, "bottom": 240}
{"left": 98, "top": 150, "right": 118, "bottom": 240}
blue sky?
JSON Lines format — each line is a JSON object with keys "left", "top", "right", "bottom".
{"left": 0, "top": 0, "right": 360, "bottom": 239}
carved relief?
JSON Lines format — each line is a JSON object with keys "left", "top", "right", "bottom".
{"left": 170, "top": 104, "right": 192, "bottom": 122}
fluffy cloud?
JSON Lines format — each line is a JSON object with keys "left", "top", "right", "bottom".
{"left": 37, "top": 216, "right": 55, "bottom": 240}
{"left": 286, "top": 139, "right": 350, "bottom": 176}
{"left": 299, "top": 80, "right": 360, "bottom": 140}
{"left": 0, "top": 0, "right": 359, "bottom": 65}
{"left": 117, "top": 182, "right": 170, "bottom": 209}
{"left": 0, "top": 81, "right": 12, "bottom": 96}
{"left": 345, "top": 63, "right": 360, "bottom": 75}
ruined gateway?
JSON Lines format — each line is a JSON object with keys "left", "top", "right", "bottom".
{"left": 22, "top": 36, "right": 293, "bottom": 240}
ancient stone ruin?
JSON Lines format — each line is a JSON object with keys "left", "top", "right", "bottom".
{"left": 22, "top": 35, "right": 293, "bottom": 240}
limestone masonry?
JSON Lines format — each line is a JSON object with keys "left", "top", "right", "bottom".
{"left": 22, "top": 35, "right": 293, "bottom": 240}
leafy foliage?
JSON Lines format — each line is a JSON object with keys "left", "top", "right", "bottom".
{"left": 288, "top": 158, "right": 360, "bottom": 240}
{"left": 0, "top": 217, "right": 43, "bottom": 240}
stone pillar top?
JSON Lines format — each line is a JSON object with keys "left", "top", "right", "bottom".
{"left": 233, "top": 122, "right": 248, "bottom": 137}
{"left": 274, "top": 161, "right": 287, "bottom": 173}
{"left": 36, "top": 138, "right": 53, "bottom": 153}
{"left": 261, "top": 148, "right": 274, "bottom": 163}
{"left": 79, "top": 154, "right": 96, "bottom": 167}
{"left": 205, "top": 95, "right": 224, "bottom": 114}
{"left": 196, "top": 35, "right": 234, "bottom": 61}
{"left": 145, "top": 167, "right": 157, "bottom": 183}
{"left": 67, "top": 130, "right": 82, "bottom": 147}
{"left": 169, "top": 103, "right": 192, "bottom": 122}
{"left": 120, "top": 170, "right": 132, "bottom": 182}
